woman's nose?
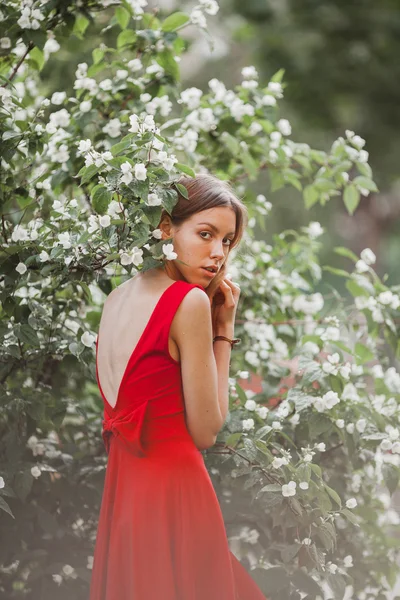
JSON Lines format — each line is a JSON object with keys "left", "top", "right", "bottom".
{"left": 210, "top": 240, "right": 225, "bottom": 260}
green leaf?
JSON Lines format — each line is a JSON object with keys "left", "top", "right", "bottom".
{"left": 162, "top": 12, "right": 190, "bottom": 32}
{"left": 117, "top": 29, "right": 136, "bottom": 49}
{"left": 224, "top": 432, "right": 243, "bottom": 446}
{"left": 175, "top": 163, "right": 196, "bottom": 178}
{"left": 91, "top": 185, "right": 111, "bottom": 215}
{"left": 346, "top": 279, "right": 370, "bottom": 298}
{"left": 341, "top": 508, "right": 359, "bottom": 526}
{"left": 355, "top": 342, "right": 375, "bottom": 364}
{"left": 334, "top": 246, "right": 359, "bottom": 262}
{"left": 78, "top": 164, "right": 99, "bottom": 185}
{"left": 111, "top": 137, "right": 133, "bottom": 156}
{"left": 241, "top": 150, "right": 258, "bottom": 180}
{"left": 303, "top": 185, "right": 319, "bottom": 209}
{"left": 324, "top": 484, "right": 342, "bottom": 507}
{"left": 0, "top": 496, "right": 14, "bottom": 518}
{"left": 352, "top": 176, "right": 378, "bottom": 192}
{"left": 29, "top": 47, "right": 45, "bottom": 71}
{"left": 14, "top": 471, "right": 33, "bottom": 502}
{"left": 259, "top": 483, "right": 282, "bottom": 493}
{"left": 115, "top": 6, "right": 130, "bottom": 29}
{"left": 343, "top": 185, "right": 360, "bottom": 215}
{"left": 221, "top": 132, "right": 240, "bottom": 156}
{"left": 382, "top": 464, "right": 400, "bottom": 495}
{"left": 73, "top": 14, "right": 90, "bottom": 39}
{"left": 175, "top": 182, "right": 188, "bottom": 199}
{"left": 156, "top": 49, "right": 179, "bottom": 80}
{"left": 322, "top": 265, "right": 350, "bottom": 277}
{"left": 292, "top": 569, "right": 323, "bottom": 597}
{"left": 356, "top": 161, "right": 372, "bottom": 178}
{"left": 15, "top": 324, "right": 40, "bottom": 346}
{"left": 92, "top": 48, "right": 105, "bottom": 64}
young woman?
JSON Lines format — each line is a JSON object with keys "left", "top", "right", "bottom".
{"left": 90, "top": 174, "right": 266, "bottom": 599}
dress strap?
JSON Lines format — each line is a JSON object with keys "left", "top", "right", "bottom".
{"left": 151, "top": 281, "right": 207, "bottom": 357}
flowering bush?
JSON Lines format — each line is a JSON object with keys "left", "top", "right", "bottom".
{"left": 0, "top": 1, "right": 398, "bottom": 599}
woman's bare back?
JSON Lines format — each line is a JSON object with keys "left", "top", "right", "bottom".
{"left": 96, "top": 269, "right": 181, "bottom": 409}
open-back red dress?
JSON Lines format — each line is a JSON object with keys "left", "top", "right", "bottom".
{"left": 89, "top": 279, "right": 266, "bottom": 599}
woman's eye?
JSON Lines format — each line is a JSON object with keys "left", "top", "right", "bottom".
{"left": 199, "top": 232, "right": 231, "bottom": 246}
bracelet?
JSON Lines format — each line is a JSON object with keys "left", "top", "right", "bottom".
{"left": 213, "top": 335, "right": 241, "bottom": 349}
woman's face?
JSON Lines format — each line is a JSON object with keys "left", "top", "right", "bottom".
{"left": 159, "top": 206, "right": 237, "bottom": 287}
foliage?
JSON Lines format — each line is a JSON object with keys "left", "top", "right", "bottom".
{"left": 0, "top": 1, "right": 399, "bottom": 599}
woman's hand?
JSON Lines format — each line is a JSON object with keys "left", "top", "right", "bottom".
{"left": 208, "top": 275, "right": 241, "bottom": 335}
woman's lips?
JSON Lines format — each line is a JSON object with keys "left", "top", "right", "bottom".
{"left": 201, "top": 267, "right": 217, "bottom": 278}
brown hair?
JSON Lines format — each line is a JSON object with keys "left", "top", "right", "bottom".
{"left": 160, "top": 173, "right": 248, "bottom": 251}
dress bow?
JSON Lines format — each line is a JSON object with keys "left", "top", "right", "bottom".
{"left": 102, "top": 401, "right": 148, "bottom": 458}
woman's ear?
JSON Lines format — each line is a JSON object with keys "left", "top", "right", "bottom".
{"left": 158, "top": 213, "right": 174, "bottom": 240}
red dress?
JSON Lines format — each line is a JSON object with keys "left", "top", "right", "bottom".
{"left": 89, "top": 279, "right": 266, "bottom": 600}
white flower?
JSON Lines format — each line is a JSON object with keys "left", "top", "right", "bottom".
{"left": 303, "top": 453, "right": 314, "bottom": 462}
{"left": 152, "top": 228, "right": 162, "bottom": 239}
{"left": 346, "top": 423, "right": 355, "bottom": 434}
{"left": 245, "top": 399, "right": 256, "bottom": 411}
{"left": 356, "top": 418, "right": 366, "bottom": 433}
{"left": 128, "top": 58, "right": 142, "bottom": 71}
{"left": 360, "top": 248, "right": 376, "bottom": 265}
{"left": 307, "top": 221, "right": 324, "bottom": 238}
{"left": 39, "top": 251, "right": 49, "bottom": 262}
{"left": 241, "top": 65, "right": 258, "bottom": 79}
{"left": 146, "top": 193, "right": 162, "bottom": 206}
{"left": 316, "top": 442, "right": 326, "bottom": 452}
{"left": 342, "top": 383, "right": 360, "bottom": 402}
{"left": 336, "top": 419, "right": 345, "bottom": 429}
{"left": 57, "top": 232, "right": 71, "bottom": 249}
{"left": 78, "top": 139, "right": 92, "bottom": 154}
{"left": 268, "top": 81, "right": 283, "bottom": 96}
{"left": 199, "top": 0, "right": 220, "bottom": 15}
{"left": 272, "top": 421, "right": 282, "bottom": 430}
{"left": 51, "top": 91, "right": 66, "bottom": 105}
{"left": 302, "top": 537, "right": 312, "bottom": 546}
{"left": 62, "top": 564, "right": 75, "bottom": 577}
{"left": 272, "top": 456, "right": 288, "bottom": 469}
{"left": 180, "top": 87, "right": 203, "bottom": 110}
{"left": 16, "top": 262, "right": 27, "bottom": 275}
{"left": 99, "top": 215, "right": 111, "bottom": 228}
{"left": 328, "top": 563, "right": 338, "bottom": 574}
{"left": 343, "top": 555, "right": 353, "bottom": 568}
{"left": 323, "top": 391, "right": 340, "bottom": 410}
{"left": 356, "top": 259, "right": 369, "bottom": 273}
{"left": 302, "top": 341, "right": 320, "bottom": 356}
{"left": 81, "top": 332, "right": 96, "bottom": 347}
{"left": 256, "top": 406, "right": 269, "bottom": 419}
{"left": 162, "top": 243, "right": 177, "bottom": 260}
{"left": 339, "top": 363, "right": 351, "bottom": 379}
{"left": 52, "top": 574, "right": 63, "bottom": 585}
{"left": 135, "top": 163, "right": 147, "bottom": 181}
{"left": 299, "top": 481, "right": 309, "bottom": 490}
{"left": 120, "top": 162, "right": 133, "bottom": 185}
{"left": 276, "top": 118, "right": 291, "bottom": 136}
{"left": 346, "top": 498, "right": 357, "bottom": 509}
{"left": 282, "top": 481, "right": 296, "bottom": 497}
{"left": 31, "top": 466, "right": 41, "bottom": 478}
{"left": 242, "top": 418, "right": 255, "bottom": 431}
{"left": 12, "top": 224, "right": 29, "bottom": 242}
{"left": 0, "top": 37, "right": 11, "bottom": 49}
{"left": 0, "top": 476, "right": 5, "bottom": 488}
{"left": 190, "top": 8, "right": 207, "bottom": 28}
{"left": 80, "top": 100, "right": 92, "bottom": 113}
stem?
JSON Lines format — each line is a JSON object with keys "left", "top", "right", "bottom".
{"left": 2, "top": 42, "right": 34, "bottom": 87}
